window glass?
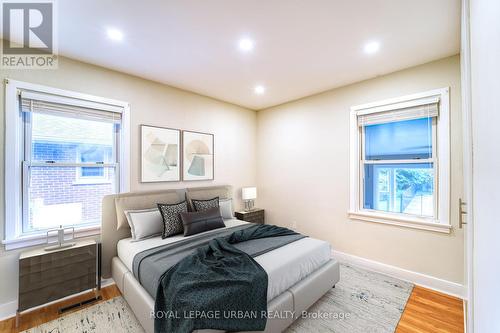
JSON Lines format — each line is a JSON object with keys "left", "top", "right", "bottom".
{"left": 79, "top": 145, "right": 112, "bottom": 178}
{"left": 27, "top": 166, "right": 115, "bottom": 232}
{"left": 363, "top": 163, "right": 434, "bottom": 217}
{"left": 26, "top": 112, "right": 117, "bottom": 233}
{"left": 364, "top": 118, "right": 433, "bottom": 160}
{"left": 31, "top": 113, "right": 114, "bottom": 163}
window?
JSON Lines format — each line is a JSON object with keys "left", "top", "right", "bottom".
{"left": 4, "top": 80, "right": 129, "bottom": 249}
{"left": 349, "top": 88, "right": 450, "bottom": 233}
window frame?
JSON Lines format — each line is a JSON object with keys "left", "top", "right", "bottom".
{"left": 349, "top": 88, "right": 451, "bottom": 233}
{"left": 3, "top": 79, "right": 130, "bottom": 250}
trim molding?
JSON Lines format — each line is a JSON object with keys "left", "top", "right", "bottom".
{"left": 333, "top": 250, "right": 465, "bottom": 299}
{"left": 460, "top": 1, "right": 474, "bottom": 332}
{"left": 2, "top": 226, "right": 101, "bottom": 251}
{"left": 348, "top": 211, "right": 452, "bottom": 234}
{"left": 0, "top": 300, "right": 17, "bottom": 321}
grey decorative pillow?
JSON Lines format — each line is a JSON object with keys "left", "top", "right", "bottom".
{"left": 125, "top": 208, "right": 163, "bottom": 241}
{"left": 157, "top": 201, "right": 188, "bottom": 238}
{"left": 192, "top": 197, "right": 219, "bottom": 212}
{"left": 180, "top": 207, "right": 225, "bottom": 236}
{"left": 219, "top": 198, "right": 233, "bottom": 219}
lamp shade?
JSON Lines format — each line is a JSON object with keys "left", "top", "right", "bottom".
{"left": 242, "top": 187, "right": 257, "bottom": 200}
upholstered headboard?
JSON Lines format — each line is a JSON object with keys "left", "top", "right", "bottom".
{"left": 100, "top": 185, "right": 232, "bottom": 278}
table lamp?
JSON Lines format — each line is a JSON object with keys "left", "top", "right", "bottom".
{"left": 242, "top": 187, "right": 257, "bottom": 211}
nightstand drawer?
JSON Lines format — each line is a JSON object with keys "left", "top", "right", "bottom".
{"left": 18, "top": 241, "right": 98, "bottom": 312}
{"left": 19, "top": 258, "right": 95, "bottom": 293}
{"left": 235, "top": 209, "right": 265, "bottom": 224}
{"left": 245, "top": 216, "right": 264, "bottom": 223}
{"left": 19, "top": 274, "right": 96, "bottom": 311}
{"left": 20, "top": 251, "right": 95, "bottom": 276}
{"left": 243, "top": 211, "right": 263, "bottom": 219}
{"left": 20, "top": 244, "right": 95, "bottom": 270}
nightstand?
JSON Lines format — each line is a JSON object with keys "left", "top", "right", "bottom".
{"left": 235, "top": 208, "right": 265, "bottom": 224}
{"left": 17, "top": 239, "right": 101, "bottom": 325}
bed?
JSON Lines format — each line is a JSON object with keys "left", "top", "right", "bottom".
{"left": 101, "top": 185, "right": 340, "bottom": 333}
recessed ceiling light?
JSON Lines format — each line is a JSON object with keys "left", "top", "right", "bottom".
{"left": 107, "top": 28, "right": 124, "bottom": 41}
{"left": 239, "top": 38, "right": 254, "bottom": 52}
{"left": 364, "top": 41, "right": 380, "bottom": 54}
{"left": 254, "top": 85, "right": 265, "bottom": 95}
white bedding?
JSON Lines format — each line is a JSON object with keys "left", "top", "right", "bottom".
{"left": 117, "top": 219, "right": 331, "bottom": 301}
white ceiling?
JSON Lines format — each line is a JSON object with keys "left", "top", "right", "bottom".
{"left": 37, "top": 1, "right": 462, "bottom": 109}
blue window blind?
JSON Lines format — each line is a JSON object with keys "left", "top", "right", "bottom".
{"left": 364, "top": 118, "right": 433, "bottom": 160}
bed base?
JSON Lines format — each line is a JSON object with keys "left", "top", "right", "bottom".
{"left": 112, "top": 257, "right": 340, "bottom": 333}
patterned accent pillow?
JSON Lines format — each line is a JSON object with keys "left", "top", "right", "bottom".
{"left": 157, "top": 201, "right": 188, "bottom": 238}
{"left": 192, "top": 197, "right": 219, "bottom": 212}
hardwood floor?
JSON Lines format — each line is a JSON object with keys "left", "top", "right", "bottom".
{"left": 396, "top": 286, "right": 464, "bottom": 333}
{"left": 0, "top": 285, "right": 120, "bottom": 333}
{"left": 0, "top": 284, "right": 463, "bottom": 333}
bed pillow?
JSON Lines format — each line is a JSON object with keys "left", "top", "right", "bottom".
{"left": 180, "top": 207, "right": 225, "bottom": 236}
{"left": 157, "top": 201, "right": 188, "bottom": 238}
{"left": 124, "top": 208, "right": 163, "bottom": 241}
{"left": 219, "top": 198, "right": 233, "bottom": 219}
{"left": 191, "top": 197, "right": 219, "bottom": 212}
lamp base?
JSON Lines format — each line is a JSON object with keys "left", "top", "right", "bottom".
{"left": 244, "top": 200, "right": 255, "bottom": 211}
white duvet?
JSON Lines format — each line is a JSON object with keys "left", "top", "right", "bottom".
{"left": 117, "top": 219, "right": 331, "bottom": 301}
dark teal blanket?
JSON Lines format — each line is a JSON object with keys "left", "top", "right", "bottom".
{"left": 154, "top": 224, "right": 304, "bottom": 333}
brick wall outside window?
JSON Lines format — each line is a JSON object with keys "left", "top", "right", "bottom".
{"left": 28, "top": 140, "right": 114, "bottom": 231}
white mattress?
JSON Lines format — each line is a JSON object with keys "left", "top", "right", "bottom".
{"left": 117, "top": 219, "right": 331, "bottom": 301}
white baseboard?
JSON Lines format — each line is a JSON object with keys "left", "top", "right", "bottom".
{"left": 0, "top": 300, "right": 17, "bottom": 321}
{"left": 333, "top": 250, "right": 465, "bottom": 299}
{"left": 0, "top": 278, "right": 115, "bottom": 321}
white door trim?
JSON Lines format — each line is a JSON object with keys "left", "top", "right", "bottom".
{"left": 461, "top": 0, "right": 474, "bottom": 332}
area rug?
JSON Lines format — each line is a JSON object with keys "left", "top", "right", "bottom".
{"left": 21, "top": 296, "right": 145, "bottom": 333}
{"left": 22, "top": 264, "right": 413, "bottom": 333}
{"left": 286, "top": 264, "right": 413, "bottom": 333}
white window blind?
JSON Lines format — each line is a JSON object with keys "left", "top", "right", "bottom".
{"left": 357, "top": 97, "right": 439, "bottom": 127}
{"left": 20, "top": 90, "right": 123, "bottom": 123}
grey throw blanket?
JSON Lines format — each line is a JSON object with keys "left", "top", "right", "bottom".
{"left": 145, "top": 224, "right": 305, "bottom": 333}
{"left": 133, "top": 224, "right": 251, "bottom": 297}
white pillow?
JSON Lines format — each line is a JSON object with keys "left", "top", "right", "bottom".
{"left": 125, "top": 208, "right": 163, "bottom": 241}
{"left": 219, "top": 198, "right": 234, "bottom": 219}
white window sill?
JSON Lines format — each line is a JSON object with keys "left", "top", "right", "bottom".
{"left": 348, "top": 211, "right": 452, "bottom": 233}
{"left": 2, "top": 225, "right": 101, "bottom": 251}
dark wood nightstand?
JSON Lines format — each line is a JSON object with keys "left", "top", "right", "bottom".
{"left": 235, "top": 208, "right": 265, "bottom": 224}
{"left": 17, "top": 240, "right": 101, "bottom": 326}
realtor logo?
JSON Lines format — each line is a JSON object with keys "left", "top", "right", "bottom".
{"left": 1, "top": 0, "right": 58, "bottom": 69}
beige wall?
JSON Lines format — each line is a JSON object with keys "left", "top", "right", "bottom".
{"left": 256, "top": 55, "right": 464, "bottom": 284}
{"left": 0, "top": 57, "right": 257, "bottom": 309}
